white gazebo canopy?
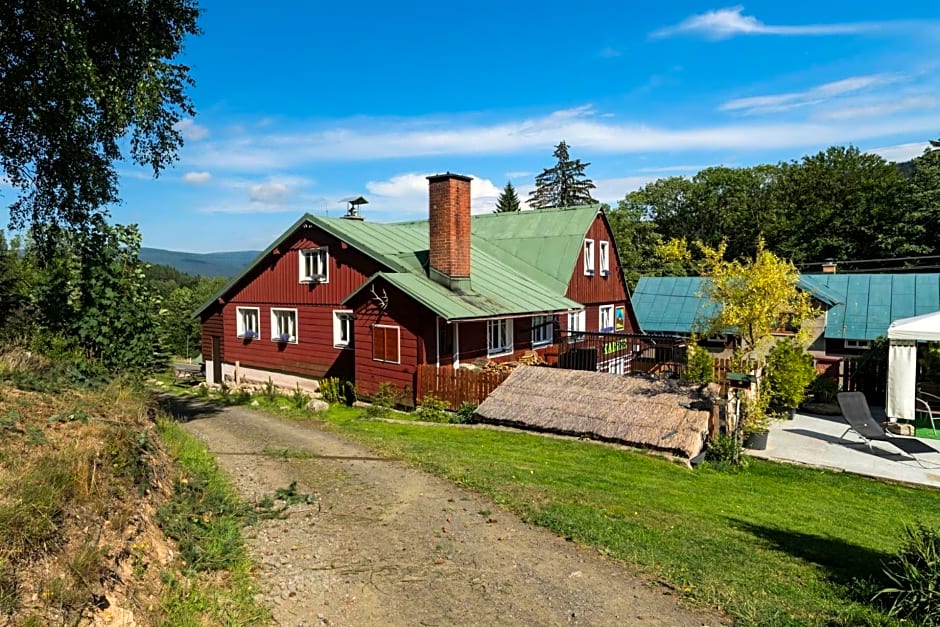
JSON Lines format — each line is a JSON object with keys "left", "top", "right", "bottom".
{"left": 886, "top": 311, "right": 940, "bottom": 420}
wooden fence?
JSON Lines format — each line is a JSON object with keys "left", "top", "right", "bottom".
{"left": 415, "top": 365, "right": 511, "bottom": 411}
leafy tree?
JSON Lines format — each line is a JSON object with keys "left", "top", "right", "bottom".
{"left": 909, "top": 145, "right": 940, "bottom": 254}
{"left": 28, "top": 218, "right": 164, "bottom": 374}
{"left": 771, "top": 146, "right": 923, "bottom": 263}
{"left": 663, "top": 238, "right": 818, "bottom": 361}
{"left": 764, "top": 339, "right": 816, "bottom": 410}
{"left": 528, "top": 141, "right": 596, "bottom": 209}
{"left": 606, "top": 201, "right": 677, "bottom": 288}
{"left": 0, "top": 0, "right": 201, "bottom": 243}
{"left": 494, "top": 182, "right": 522, "bottom": 213}
{"left": 156, "top": 276, "right": 225, "bottom": 358}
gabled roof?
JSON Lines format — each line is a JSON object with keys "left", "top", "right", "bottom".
{"left": 194, "top": 206, "right": 600, "bottom": 320}
{"left": 800, "top": 273, "right": 940, "bottom": 340}
{"left": 632, "top": 275, "right": 843, "bottom": 335}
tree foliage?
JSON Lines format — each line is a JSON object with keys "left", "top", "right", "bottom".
{"left": 0, "top": 0, "right": 201, "bottom": 241}
{"left": 28, "top": 219, "right": 164, "bottom": 374}
{"left": 618, "top": 144, "right": 940, "bottom": 269}
{"left": 494, "top": 181, "right": 522, "bottom": 213}
{"left": 528, "top": 141, "right": 596, "bottom": 209}
{"left": 663, "top": 239, "right": 818, "bottom": 359}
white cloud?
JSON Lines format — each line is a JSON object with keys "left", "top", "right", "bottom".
{"left": 505, "top": 171, "right": 532, "bottom": 179}
{"left": 637, "top": 164, "right": 713, "bottom": 174}
{"left": 249, "top": 181, "right": 290, "bottom": 204}
{"left": 365, "top": 172, "right": 502, "bottom": 215}
{"left": 182, "top": 171, "right": 212, "bottom": 184}
{"left": 868, "top": 142, "right": 931, "bottom": 163}
{"left": 179, "top": 103, "right": 940, "bottom": 172}
{"left": 816, "top": 96, "right": 939, "bottom": 121}
{"left": 721, "top": 74, "right": 903, "bottom": 115}
{"left": 652, "top": 6, "right": 896, "bottom": 40}
{"left": 599, "top": 47, "right": 621, "bottom": 58}
{"left": 592, "top": 175, "right": 662, "bottom": 203}
{"left": 175, "top": 118, "right": 210, "bottom": 141}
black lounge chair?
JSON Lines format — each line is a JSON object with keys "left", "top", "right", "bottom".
{"left": 837, "top": 392, "right": 940, "bottom": 464}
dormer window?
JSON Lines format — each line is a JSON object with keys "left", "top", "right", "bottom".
{"left": 299, "top": 248, "right": 329, "bottom": 283}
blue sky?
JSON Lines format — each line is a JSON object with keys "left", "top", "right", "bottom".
{"left": 102, "top": 3, "right": 940, "bottom": 250}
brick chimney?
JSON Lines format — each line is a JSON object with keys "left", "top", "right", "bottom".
{"left": 427, "top": 173, "right": 472, "bottom": 292}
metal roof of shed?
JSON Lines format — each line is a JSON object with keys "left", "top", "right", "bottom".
{"left": 800, "top": 273, "right": 940, "bottom": 340}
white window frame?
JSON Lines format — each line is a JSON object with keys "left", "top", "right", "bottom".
{"left": 333, "top": 310, "right": 354, "bottom": 349}
{"left": 373, "top": 324, "right": 401, "bottom": 364}
{"left": 599, "top": 240, "right": 610, "bottom": 276}
{"left": 487, "top": 319, "right": 514, "bottom": 357}
{"left": 270, "top": 308, "right": 298, "bottom": 344}
{"left": 531, "top": 315, "right": 553, "bottom": 348}
{"left": 299, "top": 247, "right": 329, "bottom": 283}
{"left": 567, "top": 310, "right": 586, "bottom": 342}
{"left": 236, "top": 306, "right": 260, "bottom": 339}
{"left": 583, "top": 239, "right": 595, "bottom": 276}
{"left": 846, "top": 339, "right": 871, "bottom": 349}
{"left": 599, "top": 304, "right": 615, "bottom": 332}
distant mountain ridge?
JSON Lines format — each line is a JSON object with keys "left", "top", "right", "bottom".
{"left": 140, "top": 247, "right": 260, "bottom": 278}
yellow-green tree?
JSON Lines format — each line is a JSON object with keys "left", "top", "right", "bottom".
{"left": 660, "top": 238, "right": 818, "bottom": 360}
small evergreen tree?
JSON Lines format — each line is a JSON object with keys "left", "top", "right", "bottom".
{"left": 494, "top": 182, "right": 522, "bottom": 213}
{"left": 528, "top": 141, "right": 597, "bottom": 209}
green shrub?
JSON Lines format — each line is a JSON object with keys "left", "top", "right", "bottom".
{"left": 685, "top": 341, "right": 714, "bottom": 383}
{"left": 876, "top": 522, "right": 940, "bottom": 624}
{"left": 232, "top": 389, "right": 252, "bottom": 405}
{"left": 343, "top": 380, "right": 356, "bottom": 406}
{"left": 808, "top": 376, "right": 839, "bottom": 403}
{"left": 262, "top": 377, "right": 278, "bottom": 402}
{"left": 454, "top": 402, "right": 477, "bottom": 424}
{"left": 363, "top": 382, "right": 401, "bottom": 419}
{"left": 416, "top": 396, "right": 450, "bottom": 423}
{"left": 765, "top": 339, "right": 816, "bottom": 410}
{"left": 704, "top": 433, "right": 746, "bottom": 468}
{"left": 319, "top": 377, "right": 342, "bottom": 404}
{"left": 289, "top": 384, "right": 310, "bottom": 409}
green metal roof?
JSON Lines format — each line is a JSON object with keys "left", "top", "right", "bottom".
{"left": 194, "top": 206, "right": 599, "bottom": 320}
{"left": 800, "top": 273, "right": 940, "bottom": 340}
{"left": 631, "top": 277, "right": 719, "bottom": 334}
{"left": 632, "top": 275, "right": 847, "bottom": 335}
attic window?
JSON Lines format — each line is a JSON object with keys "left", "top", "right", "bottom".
{"left": 299, "top": 248, "right": 329, "bottom": 283}
{"left": 583, "top": 239, "right": 595, "bottom": 275}
{"left": 599, "top": 240, "right": 610, "bottom": 276}
{"left": 846, "top": 339, "right": 871, "bottom": 349}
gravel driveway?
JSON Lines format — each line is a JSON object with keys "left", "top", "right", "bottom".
{"left": 168, "top": 399, "right": 722, "bottom": 626}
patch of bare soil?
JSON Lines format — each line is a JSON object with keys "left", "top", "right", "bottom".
{"left": 178, "top": 404, "right": 725, "bottom": 626}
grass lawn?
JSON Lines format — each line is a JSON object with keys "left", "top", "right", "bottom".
{"left": 321, "top": 405, "right": 940, "bottom": 626}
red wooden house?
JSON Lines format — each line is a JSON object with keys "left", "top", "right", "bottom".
{"left": 195, "top": 173, "right": 640, "bottom": 400}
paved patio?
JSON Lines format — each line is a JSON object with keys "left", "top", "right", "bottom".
{"left": 748, "top": 410, "right": 940, "bottom": 489}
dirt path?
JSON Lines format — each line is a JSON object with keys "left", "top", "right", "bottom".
{"left": 168, "top": 399, "right": 722, "bottom": 626}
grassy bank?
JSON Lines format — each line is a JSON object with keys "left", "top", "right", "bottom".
{"left": 0, "top": 372, "right": 269, "bottom": 625}
{"left": 321, "top": 405, "right": 940, "bottom": 626}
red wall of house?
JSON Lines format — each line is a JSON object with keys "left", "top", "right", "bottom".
{"left": 454, "top": 317, "right": 557, "bottom": 365}
{"left": 229, "top": 225, "right": 383, "bottom": 306}
{"left": 565, "top": 213, "right": 639, "bottom": 333}
{"left": 200, "top": 309, "right": 224, "bottom": 362}
{"left": 349, "top": 282, "right": 435, "bottom": 404}
{"left": 220, "top": 304, "right": 355, "bottom": 380}
{"left": 205, "top": 221, "right": 386, "bottom": 380}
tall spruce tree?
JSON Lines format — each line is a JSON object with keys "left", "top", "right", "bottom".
{"left": 494, "top": 182, "right": 522, "bottom": 212}
{"left": 528, "top": 141, "right": 597, "bottom": 209}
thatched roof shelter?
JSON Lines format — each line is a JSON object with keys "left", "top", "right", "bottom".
{"left": 475, "top": 366, "right": 717, "bottom": 461}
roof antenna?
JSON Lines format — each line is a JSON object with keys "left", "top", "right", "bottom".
{"left": 339, "top": 196, "right": 368, "bottom": 221}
